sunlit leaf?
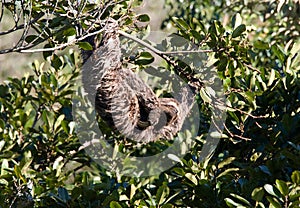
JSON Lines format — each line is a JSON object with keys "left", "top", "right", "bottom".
{"left": 275, "top": 180, "right": 289, "bottom": 196}
{"left": 110, "top": 201, "right": 122, "bottom": 208}
{"left": 291, "top": 170, "right": 300, "bottom": 185}
{"left": 264, "top": 184, "right": 281, "bottom": 198}
{"left": 224, "top": 198, "right": 244, "bottom": 207}
{"left": 232, "top": 13, "right": 242, "bottom": 29}
{"left": 218, "top": 157, "right": 236, "bottom": 169}
{"left": 185, "top": 173, "right": 198, "bottom": 185}
{"left": 156, "top": 184, "right": 169, "bottom": 205}
{"left": 266, "top": 196, "right": 282, "bottom": 208}
{"left": 229, "top": 193, "right": 251, "bottom": 206}
{"left": 172, "top": 17, "right": 190, "bottom": 31}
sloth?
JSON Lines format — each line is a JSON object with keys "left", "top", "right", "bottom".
{"left": 81, "top": 18, "right": 195, "bottom": 143}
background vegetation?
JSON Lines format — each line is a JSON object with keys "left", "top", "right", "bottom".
{"left": 0, "top": 0, "right": 299, "bottom": 207}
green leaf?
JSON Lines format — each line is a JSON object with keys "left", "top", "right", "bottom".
{"left": 156, "top": 184, "right": 169, "bottom": 205}
{"left": 172, "top": 167, "right": 185, "bottom": 176}
{"left": 217, "top": 57, "right": 228, "bottom": 72}
{"left": 137, "top": 14, "right": 150, "bottom": 22}
{"left": 21, "top": 157, "right": 33, "bottom": 175}
{"left": 42, "top": 110, "right": 55, "bottom": 130}
{"left": 252, "top": 187, "right": 265, "bottom": 202}
{"left": 103, "top": 190, "right": 119, "bottom": 206}
{"left": 110, "top": 201, "right": 122, "bottom": 208}
{"left": 135, "top": 51, "right": 154, "bottom": 65}
{"left": 172, "top": 17, "right": 190, "bottom": 31}
{"left": 232, "top": 24, "right": 246, "bottom": 38}
{"left": 218, "top": 157, "right": 236, "bottom": 169}
{"left": 291, "top": 170, "right": 300, "bottom": 185}
{"left": 290, "top": 40, "right": 300, "bottom": 56}
{"left": 185, "top": 173, "right": 198, "bottom": 185}
{"left": 275, "top": 179, "right": 289, "bottom": 196}
{"left": 271, "top": 44, "right": 286, "bottom": 63}
{"left": 266, "top": 196, "right": 282, "bottom": 208}
{"left": 51, "top": 54, "right": 63, "bottom": 69}
{"left": 25, "top": 35, "right": 43, "bottom": 44}
{"left": 267, "top": 69, "right": 276, "bottom": 86}
{"left": 217, "top": 168, "right": 239, "bottom": 178}
{"left": 0, "top": 140, "right": 5, "bottom": 153}
{"left": 254, "top": 40, "right": 270, "bottom": 50}
{"left": 212, "top": 20, "right": 223, "bottom": 36}
{"left": 54, "top": 114, "right": 65, "bottom": 132}
{"left": 167, "top": 154, "right": 183, "bottom": 165}
{"left": 0, "top": 178, "right": 8, "bottom": 186}
{"left": 224, "top": 198, "right": 244, "bottom": 207}
{"left": 230, "top": 193, "right": 251, "bottom": 206}
{"left": 193, "top": 18, "right": 206, "bottom": 33}
{"left": 232, "top": 13, "right": 242, "bottom": 29}
{"left": 77, "top": 42, "right": 93, "bottom": 51}
{"left": 63, "top": 27, "right": 76, "bottom": 36}
{"left": 144, "top": 189, "right": 155, "bottom": 206}
{"left": 277, "top": 0, "right": 286, "bottom": 12}
{"left": 228, "top": 111, "right": 240, "bottom": 123}
{"left": 264, "top": 184, "right": 281, "bottom": 198}
{"left": 71, "top": 187, "right": 82, "bottom": 199}
{"left": 14, "top": 165, "right": 26, "bottom": 183}
{"left": 190, "top": 30, "right": 203, "bottom": 41}
{"left": 43, "top": 43, "right": 54, "bottom": 60}
{"left": 1, "top": 159, "right": 9, "bottom": 176}
{"left": 200, "top": 88, "right": 212, "bottom": 103}
{"left": 161, "top": 204, "right": 174, "bottom": 208}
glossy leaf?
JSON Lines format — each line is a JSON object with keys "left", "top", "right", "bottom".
{"left": 110, "top": 201, "right": 122, "bottom": 208}
{"left": 291, "top": 170, "right": 300, "bottom": 185}
{"left": 185, "top": 173, "right": 198, "bottom": 185}
{"left": 264, "top": 184, "right": 281, "bottom": 198}
{"left": 275, "top": 180, "right": 289, "bottom": 196}
{"left": 232, "top": 13, "right": 242, "bottom": 29}
{"left": 232, "top": 24, "right": 246, "bottom": 38}
{"left": 252, "top": 187, "right": 265, "bottom": 202}
{"left": 137, "top": 14, "right": 150, "bottom": 22}
{"left": 172, "top": 17, "right": 190, "bottom": 31}
{"left": 266, "top": 196, "right": 282, "bottom": 208}
{"left": 229, "top": 193, "right": 251, "bottom": 206}
{"left": 156, "top": 184, "right": 169, "bottom": 205}
{"left": 135, "top": 51, "right": 154, "bottom": 65}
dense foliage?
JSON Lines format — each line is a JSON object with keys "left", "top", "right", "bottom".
{"left": 0, "top": 0, "right": 299, "bottom": 207}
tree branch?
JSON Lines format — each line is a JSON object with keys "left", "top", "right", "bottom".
{"left": 18, "top": 28, "right": 105, "bottom": 53}
{"left": 118, "top": 30, "right": 214, "bottom": 56}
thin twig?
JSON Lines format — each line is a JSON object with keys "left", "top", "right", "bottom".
{"left": 19, "top": 28, "right": 105, "bottom": 53}
{"left": 118, "top": 30, "right": 214, "bottom": 55}
{"left": 227, "top": 105, "right": 268, "bottom": 119}
{"left": 224, "top": 123, "right": 251, "bottom": 141}
{"left": 17, "top": 28, "right": 214, "bottom": 54}
{"left": 244, "top": 63, "right": 261, "bottom": 73}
